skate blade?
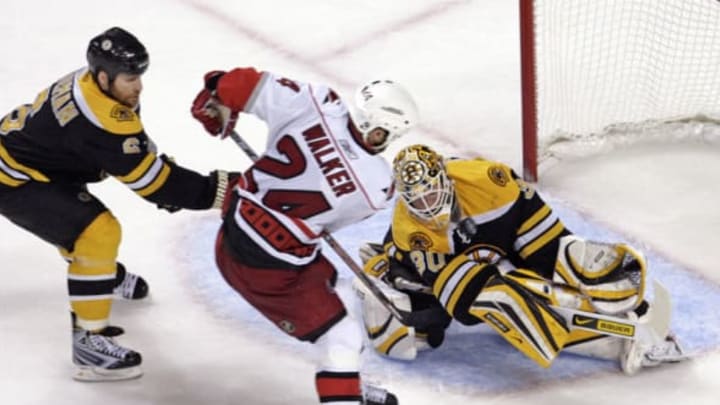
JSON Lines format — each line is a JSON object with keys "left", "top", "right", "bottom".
{"left": 73, "top": 365, "right": 143, "bottom": 382}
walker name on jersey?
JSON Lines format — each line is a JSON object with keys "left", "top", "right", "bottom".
{"left": 302, "top": 124, "right": 357, "bottom": 198}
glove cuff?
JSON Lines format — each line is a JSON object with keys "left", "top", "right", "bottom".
{"left": 211, "top": 170, "right": 230, "bottom": 209}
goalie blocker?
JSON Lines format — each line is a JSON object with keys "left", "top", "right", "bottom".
{"left": 355, "top": 237, "right": 686, "bottom": 374}
{"left": 354, "top": 243, "right": 451, "bottom": 360}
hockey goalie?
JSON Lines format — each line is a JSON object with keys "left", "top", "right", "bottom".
{"left": 353, "top": 144, "right": 686, "bottom": 374}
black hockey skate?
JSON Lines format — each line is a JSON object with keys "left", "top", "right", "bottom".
{"left": 72, "top": 315, "right": 142, "bottom": 381}
{"left": 363, "top": 384, "right": 398, "bottom": 405}
{"left": 113, "top": 262, "right": 149, "bottom": 300}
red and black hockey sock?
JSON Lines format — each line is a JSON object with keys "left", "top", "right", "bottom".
{"left": 315, "top": 371, "right": 361, "bottom": 403}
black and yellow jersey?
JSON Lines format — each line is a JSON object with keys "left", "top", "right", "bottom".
{"left": 0, "top": 68, "right": 218, "bottom": 209}
{"left": 385, "top": 158, "right": 570, "bottom": 286}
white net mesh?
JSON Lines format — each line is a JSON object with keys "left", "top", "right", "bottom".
{"left": 532, "top": 0, "right": 720, "bottom": 167}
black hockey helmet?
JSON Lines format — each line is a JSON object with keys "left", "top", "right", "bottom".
{"left": 87, "top": 27, "right": 149, "bottom": 81}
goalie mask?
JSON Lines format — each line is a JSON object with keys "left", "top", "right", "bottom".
{"left": 393, "top": 144, "right": 455, "bottom": 230}
{"left": 350, "top": 80, "right": 419, "bottom": 152}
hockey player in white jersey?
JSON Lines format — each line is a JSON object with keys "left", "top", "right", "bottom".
{"left": 191, "top": 68, "right": 418, "bottom": 404}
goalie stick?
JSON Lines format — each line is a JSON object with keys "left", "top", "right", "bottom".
{"left": 227, "top": 131, "right": 419, "bottom": 326}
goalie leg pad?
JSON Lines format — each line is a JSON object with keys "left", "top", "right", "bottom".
{"left": 363, "top": 252, "right": 390, "bottom": 278}
{"left": 353, "top": 276, "right": 418, "bottom": 360}
{"left": 620, "top": 284, "right": 687, "bottom": 374}
{"left": 554, "top": 235, "right": 646, "bottom": 314}
{"left": 506, "top": 269, "right": 629, "bottom": 361}
{"left": 470, "top": 274, "right": 570, "bottom": 368}
{"left": 503, "top": 268, "right": 596, "bottom": 312}
{"left": 359, "top": 242, "right": 386, "bottom": 265}
{"left": 564, "top": 331, "right": 624, "bottom": 361}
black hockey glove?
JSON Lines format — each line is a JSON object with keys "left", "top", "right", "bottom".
{"left": 405, "top": 291, "right": 453, "bottom": 345}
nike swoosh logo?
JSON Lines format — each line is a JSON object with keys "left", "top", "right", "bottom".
{"left": 574, "top": 317, "right": 595, "bottom": 326}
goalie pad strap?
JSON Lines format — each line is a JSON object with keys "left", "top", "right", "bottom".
{"left": 363, "top": 253, "right": 389, "bottom": 278}
{"left": 370, "top": 320, "right": 412, "bottom": 356}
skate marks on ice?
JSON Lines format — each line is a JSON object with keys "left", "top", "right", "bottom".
{"left": 174, "top": 202, "right": 720, "bottom": 395}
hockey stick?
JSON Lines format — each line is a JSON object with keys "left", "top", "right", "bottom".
{"left": 228, "top": 131, "right": 260, "bottom": 160}
{"left": 227, "top": 130, "right": 417, "bottom": 326}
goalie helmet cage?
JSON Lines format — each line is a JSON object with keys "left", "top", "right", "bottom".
{"left": 519, "top": 0, "right": 720, "bottom": 182}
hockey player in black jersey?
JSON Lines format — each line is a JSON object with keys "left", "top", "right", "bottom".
{"left": 0, "top": 27, "right": 232, "bottom": 381}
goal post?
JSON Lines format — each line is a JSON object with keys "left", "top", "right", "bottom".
{"left": 519, "top": 0, "right": 539, "bottom": 182}
{"left": 519, "top": 0, "right": 720, "bottom": 182}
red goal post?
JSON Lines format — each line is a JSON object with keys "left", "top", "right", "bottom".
{"left": 519, "top": 0, "right": 720, "bottom": 182}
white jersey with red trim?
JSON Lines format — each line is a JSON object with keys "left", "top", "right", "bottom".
{"left": 224, "top": 69, "right": 394, "bottom": 266}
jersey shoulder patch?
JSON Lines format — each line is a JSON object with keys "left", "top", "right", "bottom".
{"left": 74, "top": 70, "right": 143, "bottom": 135}
{"left": 449, "top": 159, "right": 520, "bottom": 216}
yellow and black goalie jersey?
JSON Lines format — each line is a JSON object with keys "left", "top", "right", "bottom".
{"left": 385, "top": 158, "right": 570, "bottom": 286}
{"left": 0, "top": 69, "right": 218, "bottom": 209}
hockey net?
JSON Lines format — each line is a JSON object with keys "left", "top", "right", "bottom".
{"left": 520, "top": 0, "right": 720, "bottom": 181}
